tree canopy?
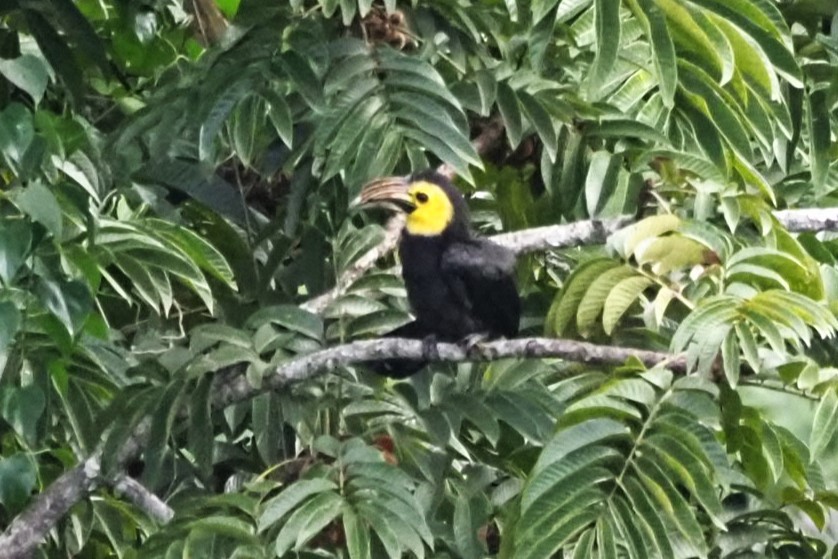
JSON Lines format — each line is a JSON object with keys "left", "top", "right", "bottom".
{"left": 1, "top": 0, "right": 838, "bottom": 557}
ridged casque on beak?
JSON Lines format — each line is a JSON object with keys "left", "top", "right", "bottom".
{"left": 355, "top": 176, "right": 416, "bottom": 213}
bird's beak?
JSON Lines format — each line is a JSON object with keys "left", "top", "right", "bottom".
{"left": 352, "top": 176, "right": 416, "bottom": 213}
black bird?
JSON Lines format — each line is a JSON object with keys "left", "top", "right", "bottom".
{"left": 356, "top": 170, "right": 520, "bottom": 377}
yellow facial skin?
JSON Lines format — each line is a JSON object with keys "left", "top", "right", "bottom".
{"left": 404, "top": 181, "right": 454, "bottom": 236}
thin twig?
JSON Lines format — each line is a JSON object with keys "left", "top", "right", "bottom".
{"left": 302, "top": 118, "right": 506, "bottom": 314}
{"left": 110, "top": 474, "right": 175, "bottom": 524}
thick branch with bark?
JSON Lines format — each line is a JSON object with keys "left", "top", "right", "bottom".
{"left": 0, "top": 455, "right": 101, "bottom": 559}
{"left": 213, "top": 337, "right": 686, "bottom": 407}
{"left": 0, "top": 336, "right": 682, "bottom": 557}
{"left": 492, "top": 216, "right": 636, "bottom": 253}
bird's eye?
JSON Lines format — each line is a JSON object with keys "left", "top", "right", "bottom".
{"left": 415, "top": 192, "right": 429, "bottom": 203}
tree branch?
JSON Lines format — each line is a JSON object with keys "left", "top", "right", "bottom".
{"left": 491, "top": 216, "right": 636, "bottom": 253}
{"left": 303, "top": 207, "right": 838, "bottom": 314}
{"left": 0, "top": 336, "right": 681, "bottom": 557}
{"left": 773, "top": 207, "right": 838, "bottom": 232}
{"left": 187, "top": 0, "right": 228, "bottom": 46}
{"left": 110, "top": 475, "right": 174, "bottom": 524}
{"left": 213, "top": 337, "right": 685, "bottom": 407}
{"left": 301, "top": 214, "right": 405, "bottom": 313}
{"left": 0, "top": 455, "right": 101, "bottom": 559}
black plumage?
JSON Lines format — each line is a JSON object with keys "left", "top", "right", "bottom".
{"left": 357, "top": 171, "right": 520, "bottom": 377}
{"left": 400, "top": 228, "right": 519, "bottom": 341}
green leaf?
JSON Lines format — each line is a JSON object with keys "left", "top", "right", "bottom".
{"left": 33, "top": 0, "right": 112, "bottom": 77}
{"left": 231, "top": 94, "right": 261, "bottom": 167}
{"left": 323, "top": 295, "right": 387, "bottom": 319}
{"left": 497, "top": 82, "right": 522, "bottom": 148}
{"left": 532, "top": 0, "right": 560, "bottom": 23}
{"left": 454, "top": 495, "right": 484, "bottom": 559}
{"left": 687, "top": 0, "right": 801, "bottom": 87}
{"left": 392, "top": 95, "right": 479, "bottom": 167}
{"left": 0, "top": 54, "right": 49, "bottom": 105}
{"left": 24, "top": 10, "right": 84, "bottom": 105}
{"left": 0, "top": 385, "right": 45, "bottom": 445}
{"left": 259, "top": 479, "right": 339, "bottom": 532}
{"left": 576, "top": 265, "right": 637, "bottom": 336}
{"left": 611, "top": 494, "right": 650, "bottom": 554}
{"left": 588, "top": 0, "right": 620, "bottom": 97}
{"left": 671, "top": 296, "right": 739, "bottom": 354}
{"left": 0, "top": 301, "right": 20, "bottom": 364}
{"left": 279, "top": 51, "right": 324, "bottom": 109}
{"left": 151, "top": 221, "right": 236, "bottom": 285}
{"left": 0, "top": 453, "right": 36, "bottom": 512}
{"left": 138, "top": 159, "right": 249, "bottom": 226}
{"left": 188, "top": 375, "right": 213, "bottom": 478}
{"left": 475, "top": 69, "right": 497, "bottom": 115}
{"left": 346, "top": 309, "right": 411, "bottom": 338}
{"left": 274, "top": 491, "right": 343, "bottom": 555}
{"left": 721, "top": 331, "right": 740, "bottom": 387}
{"left": 518, "top": 91, "right": 557, "bottom": 161}
{"left": 807, "top": 89, "right": 830, "bottom": 193}
{"left": 263, "top": 89, "right": 294, "bottom": 148}
{"left": 810, "top": 388, "right": 838, "bottom": 462}
{"left": 35, "top": 277, "right": 92, "bottom": 336}
{"left": 144, "top": 379, "right": 188, "bottom": 487}
{"left": 113, "top": 254, "right": 160, "bottom": 311}
{"left": 246, "top": 305, "right": 323, "bottom": 340}
{"left": 531, "top": 418, "right": 628, "bottom": 486}
{"left": 383, "top": 72, "right": 464, "bottom": 114}
{"left": 60, "top": 150, "right": 101, "bottom": 201}
{"left": 186, "top": 516, "right": 257, "bottom": 543}
{"left": 584, "top": 151, "right": 623, "bottom": 217}
{"left": 253, "top": 393, "right": 282, "bottom": 465}
{"left": 602, "top": 276, "right": 653, "bottom": 334}
{"left": 610, "top": 70, "right": 656, "bottom": 112}
{"left": 0, "top": 103, "right": 34, "bottom": 175}
{"left": 343, "top": 506, "right": 371, "bottom": 559}
{"left": 402, "top": 127, "right": 475, "bottom": 183}
{"left": 199, "top": 78, "right": 253, "bottom": 160}
{"left": 557, "top": 0, "right": 593, "bottom": 22}
{"left": 619, "top": 214, "right": 680, "bottom": 258}
{"left": 356, "top": 501, "right": 404, "bottom": 559}
{"left": 324, "top": 96, "right": 386, "bottom": 181}
{"left": 635, "top": 456, "right": 707, "bottom": 552}
{"left": 622, "top": 477, "right": 675, "bottom": 558}
{"left": 546, "top": 259, "right": 620, "bottom": 336}
{"left": 635, "top": 0, "right": 675, "bottom": 107}
{"left": 0, "top": 219, "right": 32, "bottom": 285}
{"left": 363, "top": 495, "right": 428, "bottom": 558}
{"left": 679, "top": 61, "right": 752, "bottom": 159}
{"left": 451, "top": 395, "right": 501, "bottom": 445}
{"left": 12, "top": 182, "right": 62, "bottom": 239}
{"left": 585, "top": 119, "right": 668, "bottom": 144}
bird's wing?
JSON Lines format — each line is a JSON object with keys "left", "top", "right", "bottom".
{"left": 442, "top": 238, "right": 517, "bottom": 279}
{"left": 441, "top": 238, "right": 520, "bottom": 337}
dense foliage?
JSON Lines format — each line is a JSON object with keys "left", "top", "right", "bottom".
{"left": 1, "top": 0, "right": 838, "bottom": 557}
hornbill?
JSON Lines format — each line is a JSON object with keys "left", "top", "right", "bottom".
{"left": 355, "top": 170, "right": 520, "bottom": 377}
